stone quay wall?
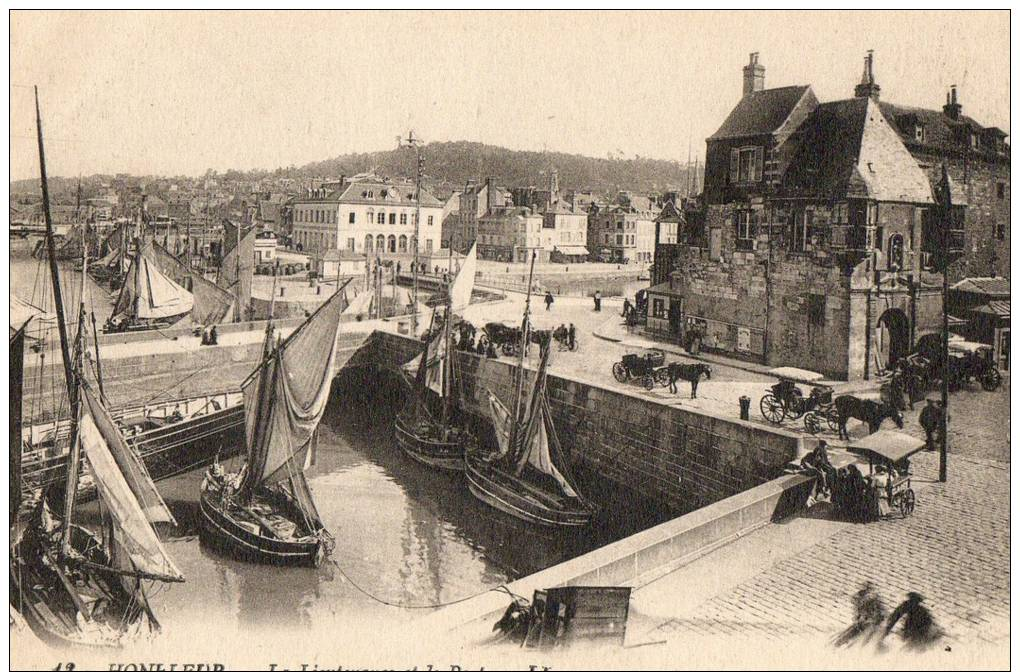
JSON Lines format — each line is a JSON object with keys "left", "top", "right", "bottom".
{"left": 365, "top": 331, "right": 810, "bottom": 513}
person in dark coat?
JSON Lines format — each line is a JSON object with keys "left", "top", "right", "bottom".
{"left": 567, "top": 323, "right": 576, "bottom": 351}
{"left": 209, "top": 325, "right": 218, "bottom": 345}
{"left": 593, "top": 290, "right": 602, "bottom": 312}
{"left": 801, "top": 441, "right": 837, "bottom": 498}
{"left": 486, "top": 341, "right": 498, "bottom": 359}
{"left": 882, "top": 592, "right": 943, "bottom": 650}
{"left": 834, "top": 581, "right": 887, "bottom": 647}
{"left": 544, "top": 292, "right": 554, "bottom": 311}
{"left": 919, "top": 399, "right": 945, "bottom": 451}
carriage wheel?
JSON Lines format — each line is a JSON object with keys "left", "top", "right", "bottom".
{"left": 981, "top": 368, "right": 1002, "bottom": 392}
{"left": 825, "top": 407, "right": 841, "bottom": 432}
{"left": 612, "top": 362, "right": 629, "bottom": 383}
{"left": 642, "top": 375, "right": 655, "bottom": 391}
{"left": 898, "top": 488, "right": 916, "bottom": 517}
{"left": 760, "top": 394, "right": 784, "bottom": 424}
{"left": 804, "top": 412, "right": 821, "bottom": 435}
{"left": 501, "top": 342, "right": 516, "bottom": 357}
{"left": 786, "top": 390, "right": 806, "bottom": 420}
{"left": 655, "top": 368, "right": 671, "bottom": 387}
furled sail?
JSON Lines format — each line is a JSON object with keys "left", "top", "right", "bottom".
{"left": 511, "top": 345, "right": 579, "bottom": 498}
{"left": 401, "top": 325, "right": 447, "bottom": 396}
{"left": 143, "top": 240, "right": 234, "bottom": 325}
{"left": 239, "top": 284, "right": 349, "bottom": 497}
{"left": 217, "top": 222, "right": 256, "bottom": 319}
{"left": 486, "top": 391, "right": 514, "bottom": 461}
{"left": 81, "top": 384, "right": 176, "bottom": 526}
{"left": 11, "top": 326, "right": 25, "bottom": 525}
{"left": 449, "top": 243, "right": 477, "bottom": 313}
{"left": 79, "top": 392, "right": 183, "bottom": 582}
{"left": 113, "top": 253, "right": 194, "bottom": 321}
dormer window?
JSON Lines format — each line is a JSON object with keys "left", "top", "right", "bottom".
{"left": 914, "top": 124, "right": 925, "bottom": 142}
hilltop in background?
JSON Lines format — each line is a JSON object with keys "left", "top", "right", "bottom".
{"left": 11, "top": 140, "right": 701, "bottom": 203}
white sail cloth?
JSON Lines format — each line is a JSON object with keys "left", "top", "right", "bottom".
{"left": 401, "top": 327, "right": 446, "bottom": 396}
{"left": 242, "top": 286, "right": 348, "bottom": 489}
{"left": 114, "top": 254, "right": 194, "bottom": 321}
{"left": 448, "top": 243, "right": 477, "bottom": 313}
{"left": 81, "top": 385, "right": 176, "bottom": 526}
{"left": 79, "top": 396, "right": 183, "bottom": 581}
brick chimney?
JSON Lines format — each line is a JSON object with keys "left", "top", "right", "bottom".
{"left": 854, "top": 50, "right": 881, "bottom": 100}
{"left": 943, "top": 85, "right": 962, "bottom": 120}
{"left": 485, "top": 176, "right": 498, "bottom": 213}
{"left": 742, "top": 52, "right": 765, "bottom": 97}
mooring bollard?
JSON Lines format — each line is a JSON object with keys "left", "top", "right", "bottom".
{"left": 739, "top": 395, "right": 750, "bottom": 421}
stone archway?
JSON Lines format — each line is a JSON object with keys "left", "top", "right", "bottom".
{"left": 876, "top": 308, "right": 911, "bottom": 370}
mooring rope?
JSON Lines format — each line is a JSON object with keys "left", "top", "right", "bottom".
{"left": 329, "top": 558, "right": 526, "bottom": 610}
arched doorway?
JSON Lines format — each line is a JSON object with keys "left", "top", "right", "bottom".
{"left": 876, "top": 308, "right": 910, "bottom": 370}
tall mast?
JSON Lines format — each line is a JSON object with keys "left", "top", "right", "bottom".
{"left": 400, "top": 130, "right": 424, "bottom": 333}
{"left": 235, "top": 221, "right": 241, "bottom": 320}
{"left": 34, "top": 87, "right": 81, "bottom": 554}
{"left": 508, "top": 251, "right": 537, "bottom": 458}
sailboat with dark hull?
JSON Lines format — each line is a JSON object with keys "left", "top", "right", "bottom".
{"left": 199, "top": 283, "right": 349, "bottom": 567}
{"left": 10, "top": 88, "right": 184, "bottom": 648}
{"left": 104, "top": 241, "right": 194, "bottom": 333}
{"left": 464, "top": 254, "right": 593, "bottom": 528}
{"left": 394, "top": 243, "right": 478, "bottom": 471}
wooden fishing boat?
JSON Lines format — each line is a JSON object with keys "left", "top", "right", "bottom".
{"left": 394, "top": 244, "right": 478, "bottom": 471}
{"left": 11, "top": 89, "right": 184, "bottom": 648}
{"left": 20, "top": 391, "right": 245, "bottom": 509}
{"left": 199, "top": 282, "right": 349, "bottom": 567}
{"left": 464, "top": 253, "right": 593, "bottom": 528}
{"left": 103, "top": 242, "right": 194, "bottom": 333}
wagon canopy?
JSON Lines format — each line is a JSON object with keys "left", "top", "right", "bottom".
{"left": 768, "top": 367, "right": 826, "bottom": 383}
{"left": 847, "top": 429, "right": 926, "bottom": 464}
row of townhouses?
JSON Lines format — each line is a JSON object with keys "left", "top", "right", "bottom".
{"left": 647, "top": 52, "right": 1010, "bottom": 381}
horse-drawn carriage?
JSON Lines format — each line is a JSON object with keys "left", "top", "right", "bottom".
{"left": 483, "top": 321, "right": 574, "bottom": 356}
{"left": 898, "top": 336, "right": 1002, "bottom": 394}
{"left": 612, "top": 350, "right": 668, "bottom": 390}
{"left": 759, "top": 367, "right": 838, "bottom": 433}
{"left": 846, "top": 429, "right": 924, "bottom": 518}
{"left": 947, "top": 341, "right": 1002, "bottom": 391}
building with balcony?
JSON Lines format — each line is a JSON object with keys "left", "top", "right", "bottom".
{"left": 648, "top": 51, "right": 1005, "bottom": 380}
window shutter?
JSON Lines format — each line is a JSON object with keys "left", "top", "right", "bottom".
{"left": 753, "top": 147, "right": 764, "bottom": 182}
{"left": 729, "top": 148, "right": 740, "bottom": 184}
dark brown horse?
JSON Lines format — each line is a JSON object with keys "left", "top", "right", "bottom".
{"left": 666, "top": 363, "right": 712, "bottom": 398}
{"left": 833, "top": 395, "right": 904, "bottom": 440}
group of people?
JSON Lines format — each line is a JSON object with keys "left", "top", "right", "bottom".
{"left": 835, "top": 582, "right": 943, "bottom": 651}
{"left": 791, "top": 442, "right": 908, "bottom": 522}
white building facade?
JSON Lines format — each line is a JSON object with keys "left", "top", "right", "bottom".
{"left": 291, "top": 179, "right": 444, "bottom": 258}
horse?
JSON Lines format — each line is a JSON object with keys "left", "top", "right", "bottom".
{"left": 666, "top": 362, "right": 712, "bottom": 398}
{"left": 833, "top": 395, "right": 904, "bottom": 440}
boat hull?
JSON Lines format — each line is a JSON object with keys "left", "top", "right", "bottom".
{"left": 198, "top": 477, "right": 326, "bottom": 567}
{"left": 464, "top": 455, "right": 592, "bottom": 528}
{"left": 22, "top": 396, "right": 245, "bottom": 507}
{"left": 394, "top": 415, "right": 465, "bottom": 472}
{"left": 9, "top": 525, "right": 149, "bottom": 649}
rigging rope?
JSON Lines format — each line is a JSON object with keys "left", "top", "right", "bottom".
{"left": 328, "top": 558, "right": 527, "bottom": 611}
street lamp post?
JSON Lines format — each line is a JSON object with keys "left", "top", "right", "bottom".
{"left": 400, "top": 130, "right": 425, "bottom": 334}
{"left": 937, "top": 162, "right": 961, "bottom": 483}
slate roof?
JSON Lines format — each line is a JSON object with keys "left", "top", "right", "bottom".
{"left": 709, "top": 86, "right": 813, "bottom": 140}
{"left": 781, "top": 97, "right": 934, "bottom": 203}
{"left": 951, "top": 276, "right": 1011, "bottom": 297}
{"left": 972, "top": 300, "right": 1010, "bottom": 317}
{"left": 878, "top": 101, "right": 1010, "bottom": 159}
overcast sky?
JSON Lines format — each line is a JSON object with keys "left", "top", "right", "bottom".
{"left": 10, "top": 10, "right": 1010, "bottom": 181}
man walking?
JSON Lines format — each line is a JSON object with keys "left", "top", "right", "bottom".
{"left": 593, "top": 289, "right": 602, "bottom": 312}
{"left": 567, "top": 323, "right": 576, "bottom": 351}
{"left": 544, "top": 291, "right": 554, "bottom": 311}
{"left": 919, "top": 399, "right": 945, "bottom": 452}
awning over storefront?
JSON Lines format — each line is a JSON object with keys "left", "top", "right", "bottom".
{"left": 554, "top": 246, "right": 589, "bottom": 256}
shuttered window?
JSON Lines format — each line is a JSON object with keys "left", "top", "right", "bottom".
{"left": 730, "top": 146, "right": 764, "bottom": 184}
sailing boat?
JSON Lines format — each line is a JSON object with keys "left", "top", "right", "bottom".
{"left": 394, "top": 245, "right": 478, "bottom": 471}
{"left": 104, "top": 240, "right": 194, "bottom": 332}
{"left": 198, "top": 282, "right": 349, "bottom": 566}
{"left": 464, "top": 254, "right": 593, "bottom": 527}
{"left": 10, "top": 88, "right": 184, "bottom": 648}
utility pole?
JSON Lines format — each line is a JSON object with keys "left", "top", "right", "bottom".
{"left": 399, "top": 130, "right": 425, "bottom": 334}
{"left": 938, "top": 163, "right": 956, "bottom": 483}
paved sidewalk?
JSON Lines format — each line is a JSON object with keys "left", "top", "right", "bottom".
{"left": 637, "top": 448, "right": 1009, "bottom": 661}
